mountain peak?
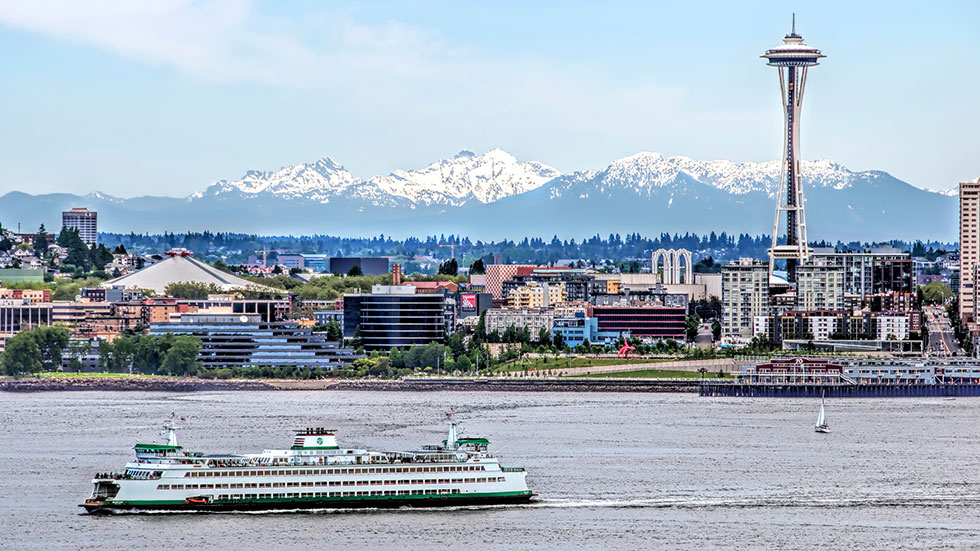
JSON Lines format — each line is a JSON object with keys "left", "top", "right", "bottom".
{"left": 371, "top": 148, "right": 560, "bottom": 205}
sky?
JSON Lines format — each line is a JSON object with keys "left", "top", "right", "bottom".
{"left": 0, "top": 0, "right": 977, "bottom": 198}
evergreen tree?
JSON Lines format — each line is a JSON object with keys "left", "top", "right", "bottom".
{"left": 33, "top": 224, "right": 49, "bottom": 258}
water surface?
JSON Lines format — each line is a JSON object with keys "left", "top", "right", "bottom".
{"left": 2, "top": 391, "right": 979, "bottom": 550}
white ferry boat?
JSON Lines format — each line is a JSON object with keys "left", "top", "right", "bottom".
{"left": 81, "top": 416, "right": 532, "bottom": 513}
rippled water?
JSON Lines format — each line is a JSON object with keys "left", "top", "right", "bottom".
{"left": 2, "top": 391, "right": 980, "bottom": 550}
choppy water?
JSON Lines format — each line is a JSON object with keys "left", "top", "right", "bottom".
{"left": 2, "top": 391, "right": 980, "bottom": 550}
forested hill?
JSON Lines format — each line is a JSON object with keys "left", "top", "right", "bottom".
{"left": 99, "top": 231, "right": 956, "bottom": 274}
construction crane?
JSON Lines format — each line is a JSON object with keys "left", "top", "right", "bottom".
{"left": 253, "top": 247, "right": 267, "bottom": 268}
{"left": 438, "top": 238, "right": 457, "bottom": 259}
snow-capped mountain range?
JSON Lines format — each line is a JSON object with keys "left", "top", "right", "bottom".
{"left": 197, "top": 149, "right": 560, "bottom": 207}
{"left": 0, "top": 148, "right": 960, "bottom": 240}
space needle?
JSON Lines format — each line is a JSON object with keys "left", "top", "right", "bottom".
{"left": 763, "top": 15, "right": 824, "bottom": 282}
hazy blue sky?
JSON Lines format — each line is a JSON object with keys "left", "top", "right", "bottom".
{"left": 0, "top": 1, "right": 977, "bottom": 197}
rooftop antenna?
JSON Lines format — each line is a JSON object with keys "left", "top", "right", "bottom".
{"left": 792, "top": 13, "right": 796, "bottom": 35}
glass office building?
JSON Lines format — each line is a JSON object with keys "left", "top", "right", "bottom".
{"left": 150, "top": 313, "right": 358, "bottom": 370}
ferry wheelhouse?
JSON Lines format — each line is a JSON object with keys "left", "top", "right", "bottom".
{"left": 82, "top": 416, "right": 532, "bottom": 513}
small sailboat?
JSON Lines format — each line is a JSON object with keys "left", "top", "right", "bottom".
{"left": 814, "top": 391, "right": 830, "bottom": 433}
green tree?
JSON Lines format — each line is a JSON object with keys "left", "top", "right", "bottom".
{"left": 711, "top": 319, "right": 722, "bottom": 340}
{"left": 325, "top": 320, "right": 343, "bottom": 341}
{"left": 438, "top": 258, "right": 458, "bottom": 276}
{"left": 469, "top": 258, "right": 485, "bottom": 274}
{"left": 164, "top": 281, "right": 222, "bottom": 299}
{"left": 920, "top": 281, "right": 953, "bottom": 304}
{"left": 347, "top": 265, "right": 363, "bottom": 277}
{"left": 473, "top": 311, "right": 487, "bottom": 343}
{"left": 1, "top": 332, "right": 42, "bottom": 374}
{"left": 33, "top": 224, "right": 50, "bottom": 258}
{"left": 89, "top": 244, "right": 114, "bottom": 271}
{"left": 685, "top": 315, "right": 699, "bottom": 342}
{"left": 456, "top": 354, "right": 472, "bottom": 372}
{"left": 552, "top": 331, "right": 565, "bottom": 350}
{"left": 33, "top": 326, "right": 70, "bottom": 371}
{"left": 161, "top": 336, "right": 202, "bottom": 376}
{"left": 447, "top": 330, "right": 466, "bottom": 359}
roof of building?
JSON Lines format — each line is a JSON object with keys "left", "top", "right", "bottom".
{"left": 102, "top": 254, "right": 282, "bottom": 295}
{"left": 402, "top": 281, "right": 459, "bottom": 292}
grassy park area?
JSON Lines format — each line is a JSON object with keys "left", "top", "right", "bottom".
{"left": 499, "top": 357, "right": 669, "bottom": 372}
{"left": 574, "top": 369, "right": 730, "bottom": 379}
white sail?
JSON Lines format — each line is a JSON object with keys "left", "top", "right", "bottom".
{"left": 816, "top": 401, "right": 825, "bottom": 427}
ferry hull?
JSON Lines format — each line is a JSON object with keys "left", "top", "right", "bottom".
{"left": 81, "top": 491, "right": 534, "bottom": 514}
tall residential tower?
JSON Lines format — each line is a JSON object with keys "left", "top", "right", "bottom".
{"left": 763, "top": 17, "right": 824, "bottom": 282}
{"left": 959, "top": 178, "right": 980, "bottom": 323}
{"left": 62, "top": 207, "right": 98, "bottom": 246}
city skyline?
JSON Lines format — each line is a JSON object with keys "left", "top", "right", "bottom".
{"left": 0, "top": 1, "right": 977, "bottom": 198}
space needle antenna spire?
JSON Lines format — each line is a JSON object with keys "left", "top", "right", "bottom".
{"left": 762, "top": 16, "right": 825, "bottom": 282}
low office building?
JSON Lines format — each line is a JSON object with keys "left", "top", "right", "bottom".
{"left": 150, "top": 313, "right": 358, "bottom": 371}
{"left": 552, "top": 312, "right": 628, "bottom": 347}
{"left": 81, "top": 286, "right": 144, "bottom": 303}
{"left": 0, "top": 299, "right": 52, "bottom": 351}
{"left": 591, "top": 303, "right": 686, "bottom": 341}
{"left": 343, "top": 285, "right": 450, "bottom": 350}
{"left": 485, "top": 308, "right": 555, "bottom": 337}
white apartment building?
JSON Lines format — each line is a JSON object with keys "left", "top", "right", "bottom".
{"left": 962, "top": 179, "right": 980, "bottom": 322}
{"left": 721, "top": 258, "right": 770, "bottom": 338}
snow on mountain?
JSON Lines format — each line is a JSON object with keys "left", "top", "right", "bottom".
{"left": 925, "top": 186, "right": 959, "bottom": 197}
{"left": 196, "top": 149, "right": 559, "bottom": 207}
{"left": 370, "top": 149, "right": 560, "bottom": 205}
{"left": 549, "top": 152, "right": 865, "bottom": 199}
{"left": 199, "top": 157, "right": 381, "bottom": 204}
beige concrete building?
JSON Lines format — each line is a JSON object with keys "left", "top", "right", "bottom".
{"left": 796, "top": 258, "right": 845, "bottom": 311}
{"left": 960, "top": 178, "right": 980, "bottom": 322}
{"left": 721, "top": 259, "right": 770, "bottom": 338}
{"left": 507, "top": 282, "right": 566, "bottom": 309}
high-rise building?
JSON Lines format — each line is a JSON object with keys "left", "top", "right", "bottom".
{"left": 762, "top": 17, "right": 825, "bottom": 282}
{"left": 809, "top": 246, "right": 911, "bottom": 300}
{"left": 959, "top": 178, "right": 980, "bottom": 322}
{"left": 722, "top": 259, "right": 770, "bottom": 338}
{"left": 796, "top": 258, "right": 845, "bottom": 311}
{"left": 62, "top": 207, "right": 98, "bottom": 246}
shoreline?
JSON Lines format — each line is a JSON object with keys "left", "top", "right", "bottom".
{"left": 0, "top": 376, "right": 699, "bottom": 393}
